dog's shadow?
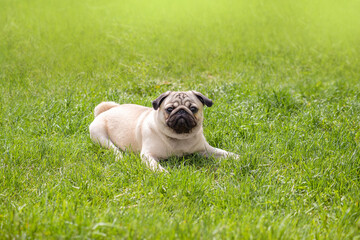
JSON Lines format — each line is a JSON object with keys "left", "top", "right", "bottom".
{"left": 160, "top": 154, "right": 220, "bottom": 172}
{"left": 89, "top": 142, "right": 220, "bottom": 172}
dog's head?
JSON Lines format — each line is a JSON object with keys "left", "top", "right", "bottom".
{"left": 152, "top": 91, "right": 213, "bottom": 137}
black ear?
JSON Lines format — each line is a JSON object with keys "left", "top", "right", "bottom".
{"left": 192, "top": 91, "right": 213, "bottom": 107}
{"left": 152, "top": 91, "right": 171, "bottom": 110}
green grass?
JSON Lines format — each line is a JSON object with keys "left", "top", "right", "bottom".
{"left": 1, "top": 0, "right": 360, "bottom": 238}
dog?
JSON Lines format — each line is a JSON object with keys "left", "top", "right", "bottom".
{"left": 89, "top": 91, "right": 238, "bottom": 172}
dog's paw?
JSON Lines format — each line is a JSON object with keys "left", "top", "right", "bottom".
{"left": 158, "top": 166, "right": 169, "bottom": 174}
{"left": 228, "top": 152, "right": 240, "bottom": 160}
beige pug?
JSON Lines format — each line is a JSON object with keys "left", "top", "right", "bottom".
{"left": 89, "top": 91, "right": 238, "bottom": 172}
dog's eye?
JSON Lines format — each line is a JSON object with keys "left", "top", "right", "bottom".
{"left": 166, "top": 107, "right": 174, "bottom": 113}
{"left": 190, "top": 106, "right": 198, "bottom": 113}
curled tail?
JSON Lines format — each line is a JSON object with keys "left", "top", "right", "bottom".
{"left": 94, "top": 101, "right": 120, "bottom": 117}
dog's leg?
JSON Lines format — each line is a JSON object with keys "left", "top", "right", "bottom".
{"left": 89, "top": 121, "right": 124, "bottom": 160}
{"left": 103, "top": 139, "right": 124, "bottom": 160}
{"left": 95, "top": 136, "right": 124, "bottom": 160}
{"left": 140, "top": 152, "right": 168, "bottom": 173}
{"left": 200, "top": 143, "right": 239, "bottom": 159}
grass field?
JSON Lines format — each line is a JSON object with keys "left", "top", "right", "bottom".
{"left": 1, "top": 0, "right": 360, "bottom": 239}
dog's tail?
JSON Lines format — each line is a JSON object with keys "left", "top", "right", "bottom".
{"left": 94, "top": 101, "right": 120, "bottom": 117}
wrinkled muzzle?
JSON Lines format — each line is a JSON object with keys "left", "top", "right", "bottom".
{"left": 166, "top": 109, "right": 197, "bottom": 134}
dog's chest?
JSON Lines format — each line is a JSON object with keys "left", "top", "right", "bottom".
{"left": 165, "top": 138, "right": 199, "bottom": 157}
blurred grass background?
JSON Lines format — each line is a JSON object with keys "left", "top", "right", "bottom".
{"left": 1, "top": 0, "right": 359, "bottom": 89}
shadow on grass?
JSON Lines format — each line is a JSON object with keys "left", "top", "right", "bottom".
{"left": 160, "top": 154, "right": 220, "bottom": 172}
{"left": 89, "top": 141, "right": 223, "bottom": 173}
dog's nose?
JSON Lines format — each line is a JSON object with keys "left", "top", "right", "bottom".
{"left": 177, "top": 109, "right": 187, "bottom": 115}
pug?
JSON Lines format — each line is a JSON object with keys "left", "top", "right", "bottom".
{"left": 89, "top": 91, "right": 238, "bottom": 172}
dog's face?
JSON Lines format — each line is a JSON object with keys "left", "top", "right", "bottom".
{"left": 152, "top": 91, "right": 213, "bottom": 136}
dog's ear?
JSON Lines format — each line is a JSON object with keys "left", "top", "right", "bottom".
{"left": 192, "top": 91, "right": 213, "bottom": 107}
{"left": 152, "top": 91, "right": 171, "bottom": 110}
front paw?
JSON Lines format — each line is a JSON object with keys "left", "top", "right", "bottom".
{"left": 149, "top": 163, "right": 169, "bottom": 173}
{"left": 228, "top": 152, "right": 240, "bottom": 159}
{"left": 143, "top": 155, "right": 169, "bottom": 173}
{"left": 158, "top": 165, "right": 169, "bottom": 174}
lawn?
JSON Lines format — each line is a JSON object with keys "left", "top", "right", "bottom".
{"left": 1, "top": 0, "right": 360, "bottom": 239}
